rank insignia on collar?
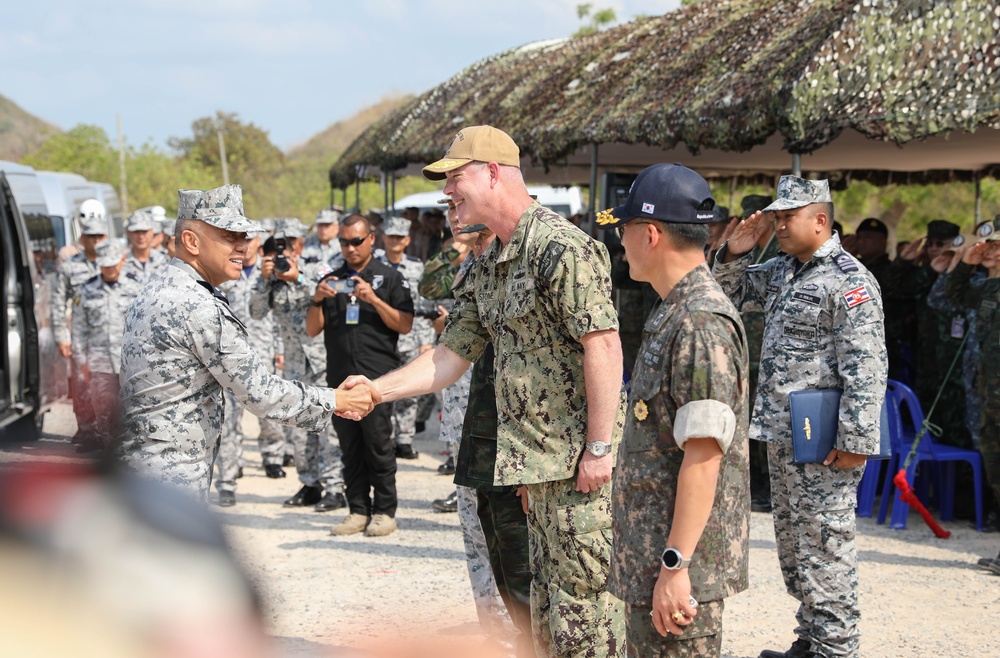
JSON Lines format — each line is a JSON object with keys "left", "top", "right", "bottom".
{"left": 634, "top": 400, "right": 649, "bottom": 421}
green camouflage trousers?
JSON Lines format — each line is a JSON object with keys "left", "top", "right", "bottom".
{"left": 624, "top": 600, "right": 724, "bottom": 657}
{"left": 526, "top": 478, "right": 625, "bottom": 658}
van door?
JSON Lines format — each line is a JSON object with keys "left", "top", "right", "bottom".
{"left": 0, "top": 173, "right": 42, "bottom": 431}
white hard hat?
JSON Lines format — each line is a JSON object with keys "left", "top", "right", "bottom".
{"left": 150, "top": 205, "right": 166, "bottom": 222}
{"left": 79, "top": 198, "right": 107, "bottom": 222}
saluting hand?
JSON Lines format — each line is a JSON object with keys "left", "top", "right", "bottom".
{"left": 898, "top": 237, "right": 925, "bottom": 263}
{"left": 724, "top": 211, "right": 768, "bottom": 258}
{"left": 962, "top": 241, "right": 988, "bottom": 266}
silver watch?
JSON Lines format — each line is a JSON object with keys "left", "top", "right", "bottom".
{"left": 585, "top": 440, "right": 613, "bottom": 457}
{"left": 661, "top": 547, "right": 691, "bottom": 570}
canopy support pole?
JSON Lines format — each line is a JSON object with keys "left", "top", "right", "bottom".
{"left": 791, "top": 153, "right": 802, "bottom": 177}
{"left": 587, "top": 143, "right": 599, "bottom": 235}
{"left": 975, "top": 172, "right": 982, "bottom": 224}
{"left": 390, "top": 171, "right": 397, "bottom": 214}
{"left": 355, "top": 177, "right": 360, "bottom": 211}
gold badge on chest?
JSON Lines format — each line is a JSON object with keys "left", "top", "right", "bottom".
{"left": 633, "top": 399, "right": 649, "bottom": 421}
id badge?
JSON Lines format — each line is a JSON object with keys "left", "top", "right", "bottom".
{"left": 346, "top": 300, "right": 360, "bottom": 325}
{"left": 950, "top": 315, "right": 965, "bottom": 339}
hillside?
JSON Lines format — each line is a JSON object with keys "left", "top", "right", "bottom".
{"left": 286, "top": 94, "right": 412, "bottom": 162}
{"left": 0, "top": 94, "right": 60, "bottom": 161}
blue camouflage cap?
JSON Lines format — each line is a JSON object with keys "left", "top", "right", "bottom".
{"left": 177, "top": 184, "right": 260, "bottom": 233}
{"left": 127, "top": 209, "right": 155, "bottom": 232}
{"left": 315, "top": 209, "right": 342, "bottom": 225}
{"left": 382, "top": 216, "right": 411, "bottom": 236}
{"left": 274, "top": 217, "right": 305, "bottom": 239}
{"left": 763, "top": 176, "right": 832, "bottom": 212}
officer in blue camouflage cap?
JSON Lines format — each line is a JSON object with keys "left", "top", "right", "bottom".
{"left": 602, "top": 163, "right": 750, "bottom": 658}
{"left": 118, "top": 184, "right": 376, "bottom": 499}
{"left": 715, "top": 176, "right": 886, "bottom": 658}
{"left": 124, "top": 209, "right": 169, "bottom": 285}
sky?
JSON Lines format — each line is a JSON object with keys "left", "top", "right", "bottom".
{"left": 1, "top": 0, "right": 681, "bottom": 153}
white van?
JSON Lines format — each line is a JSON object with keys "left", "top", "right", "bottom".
{"left": 390, "top": 185, "right": 585, "bottom": 220}
{"left": 0, "top": 164, "right": 65, "bottom": 438}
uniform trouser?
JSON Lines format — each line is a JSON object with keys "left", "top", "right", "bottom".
{"left": 285, "top": 364, "right": 343, "bottom": 491}
{"left": 333, "top": 406, "right": 397, "bottom": 517}
{"left": 624, "top": 600, "right": 724, "bottom": 658}
{"left": 216, "top": 389, "right": 287, "bottom": 493}
{"left": 478, "top": 487, "right": 534, "bottom": 657}
{"left": 979, "top": 391, "right": 1000, "bottom": 506}
{"left": 526, "top": 478, "right": 624, "bottom": 658}
{"left": 417, "top": 391, "right": 438, "bottom": 425}
{"left": 456, "top": 485, "right": 512, "bottom": 638}
{"left": 392, "top": 350, "right": 421, "bottom": 448}
{"left": 767, "top": 442, "right": 863, "bottom": 658}
{"left": 70, "top": 359, "right": 96, "bottom": 435}
{"left": 89, "top": 371, "right": 120, "bottom": 448}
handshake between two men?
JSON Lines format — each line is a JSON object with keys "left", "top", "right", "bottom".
{"left": 332, "top": 376, "right": 384, "bottom": 421}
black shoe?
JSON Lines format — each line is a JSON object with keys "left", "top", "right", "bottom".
{"left": 264, "top": 464, "right": 287, "bottom": 479}
{"left": 235, "top": 467, "right": 244, "bottom": 479}
{"left": 415, "top": 421, "right": 426, "bottom": 433}
{"left": 314, "top": 492, "right": 347, "bottom": 512}
{"left": 759, "top": 638, "right": 814, "bottom": 658}
{"left": 283, "top": 485, "right": 323, "bottom": 507}
{"left": 396, "top": 444, "right": 419, "bottom": 460}
{"left": 432, "top": 491, "right": 458, "bottom": 513}
{"left": 438, "top": 456, "right": 455, "bottom": 475}
{"left": 977, "top": 550, "right": 1000, "bottom": 568}
{"left": 70, "top": 429, "right": 91, "bottom": 446}
{"left": 751, "top": 496, "right": 773, "bottom": 513}
{"left": 282, "top": 454, "right": 294, "bottom": 467}
{"left": 217, "top": 491, "right": 236, "bottom": 507}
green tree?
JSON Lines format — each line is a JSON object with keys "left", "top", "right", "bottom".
{"left": 574, "top": 3, "right": 617, "bottom": 37}
{"left": 21, "top": 124, "right": 117, "bottom": 184}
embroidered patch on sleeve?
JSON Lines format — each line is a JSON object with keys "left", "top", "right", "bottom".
{"left": 843, "top": 285, "right": 871, "bottom": 308}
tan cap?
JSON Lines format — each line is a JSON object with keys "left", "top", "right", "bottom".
{"left": 422, "top": 126, "right": 520, "bottom": 181}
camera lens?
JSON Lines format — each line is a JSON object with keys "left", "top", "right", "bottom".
{"left": 274, "top": 256, "right": 291, "bottom": 273}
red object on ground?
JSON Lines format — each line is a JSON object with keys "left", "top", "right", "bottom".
{"left": 892, "top": 469, "right": 951, "bottom": 539}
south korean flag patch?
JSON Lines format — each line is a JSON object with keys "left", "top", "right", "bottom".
{"left": 843, "top": 285, "right": 871, "bottom": 308}
{"left": 641, "top": 202, "right": 655, "bottom": 214}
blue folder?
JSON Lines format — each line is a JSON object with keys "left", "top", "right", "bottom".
{"left": 789, "top": 389, "right": 891, "bottom": 464}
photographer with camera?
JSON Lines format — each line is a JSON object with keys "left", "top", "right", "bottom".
{"left": 306, "top": 213, "right": 414, "bottom": 538}
{"left": 250, "top": 219, "right": 346, "bottom": 513}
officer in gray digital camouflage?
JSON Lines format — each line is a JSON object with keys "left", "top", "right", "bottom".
{"left": 714, "top": 176, "right": 887, "bottom": 658}
{"left": 600, "top": 164, "right": 750, "bottom": 658}
{"left": 344, "top": 125, "right": 628, "bottom": 658}
{"left": 117, "top": 184, "right": 376, "bottom": 500}
{"left": 52, "top": 199, "right": 108, "bottom": 447}
{"left": 378, "top": 215, "right": 437, "bottom": 460}
{"left": 250, "top": 218, "right": 347, "bottom": 512}
{"left": 70, "top": 238, "right": 143, "bottom": 453}
{"left": 124, "top": 208, "right": 170, "bottom": 285}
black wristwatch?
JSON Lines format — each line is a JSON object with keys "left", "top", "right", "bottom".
{"left": 311, "top": 299, "right": 324, "bottom": 307}
{"left": 661, "top": 547, "right": 691, "bottom": 570}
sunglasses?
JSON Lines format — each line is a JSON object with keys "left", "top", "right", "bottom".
{"left": 339, "top": 233, "right": 371, "bottom": 248}
{"left": 615, "top": 221, "right": 663, "bottom": 239}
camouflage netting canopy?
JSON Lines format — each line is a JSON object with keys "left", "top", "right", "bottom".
{"left": 331, "top": 0, "right": 1000, "bottom": 187}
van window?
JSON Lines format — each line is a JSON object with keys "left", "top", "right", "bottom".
{"left": 21, "top": 207, "right": 58, "bottom": 278}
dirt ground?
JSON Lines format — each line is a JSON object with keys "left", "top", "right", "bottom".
{"left": 10, "top": 401, "right": 1000, "bottom": 658}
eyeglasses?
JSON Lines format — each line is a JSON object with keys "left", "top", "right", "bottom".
{"left": 616, "top": 221, "right": 663, "bottom": 239}
{"left": 339, "top": 233, "right": 371, "bottom": 248}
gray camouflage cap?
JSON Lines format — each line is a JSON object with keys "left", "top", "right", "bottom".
{"left": 177, "top": 184, "right": 260, "bottom": 233}
{"left": 763, "top": 176, "right": 832, "bottom": 212}
{"left": 274, "top": 217, "right": 305, "bottom": 239}
{"left": 315, "top": 209, "right": 341, "bottom": 225}
{"left": 80, "top": 216, "right": 109, "bottom": 236}
{"left": 161, "top": 219, "right": 176, "bottom": 237}
{"left": 94, "top": 238, "right": 125, "bottom": 267}
{"left": 127, "top": 209, "right": 155, "bottom": 232}
{"left": 382, "top": 216, "right": 411, "bottom": 236}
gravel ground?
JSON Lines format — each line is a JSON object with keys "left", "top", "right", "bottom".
{"left": 9, "top": 401, "right": 1000, "bottom": 658}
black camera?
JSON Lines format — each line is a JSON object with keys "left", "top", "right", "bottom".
{"left": 273, "top": 237, "right": 290, "bottom": 274}
{"left": 320, "top": 271, "right": 355, "bottom": 294}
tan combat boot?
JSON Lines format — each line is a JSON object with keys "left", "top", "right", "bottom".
{"left": 330, "top": 513, "right": 370, "bottom": 536}
{"left": 364, "top": 514, "right": 397, "bottom": 537}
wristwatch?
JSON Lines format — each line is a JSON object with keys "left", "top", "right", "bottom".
{"left": 661, "top": 547, "right": 691, "bottom": 570}
{"left": 585, "top": 440, "right": 613, "bottom": 457}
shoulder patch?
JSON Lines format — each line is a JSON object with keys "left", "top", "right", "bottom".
{"left": 538, "top": 241, "right": 567, "bottom": 283}
{"left": 843, "top": 285, "right": 871, "bottom": 308}
{"left": 834, "top": 252, "right": 859, "bottom": 273}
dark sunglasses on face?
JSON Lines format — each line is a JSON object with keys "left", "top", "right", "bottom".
{"left": 339, "top": 233, "right": 371, "bottom": 248}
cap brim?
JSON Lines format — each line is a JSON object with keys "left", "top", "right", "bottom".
{"left": 458, "top": 223, "right": 489, "bottom": 235}
{"left": 422, "top": 158, "right": 473, "bottom": 181}
{"left": 761, "top": 198, "right": 807, "bottom": 213}
{"left": 200, "top": 216, "right": 263, "bottom": 233}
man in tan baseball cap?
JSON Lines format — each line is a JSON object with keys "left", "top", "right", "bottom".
{"left": 421, "top": 125, "right": 520, "bottom": 180}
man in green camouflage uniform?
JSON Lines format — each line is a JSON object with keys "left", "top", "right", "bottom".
{"left": 603, "top": 164, "right": 750, "bottom": 658}
{"left": 345, "top": 126, "right": 627, "bottom": 658}
{"left": 715, "top": 176, "right": 887, "bottom": 658}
